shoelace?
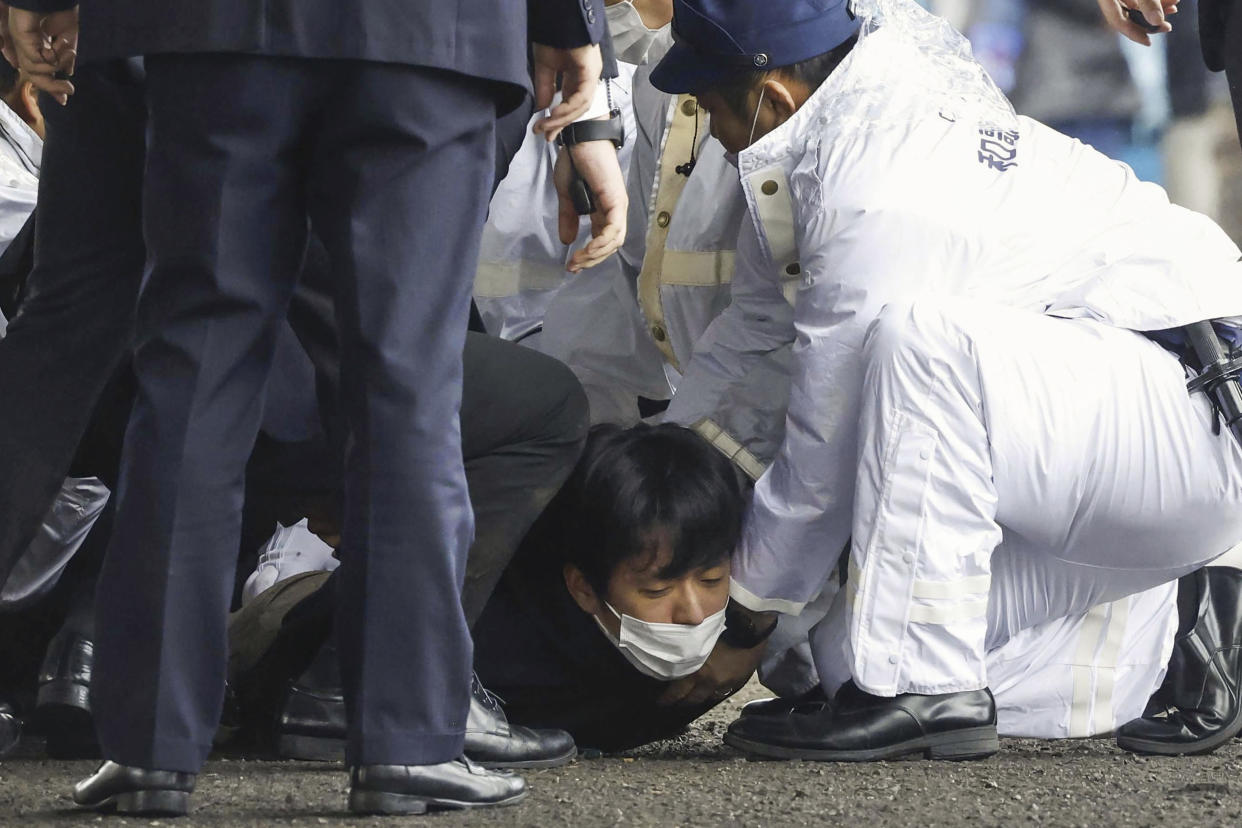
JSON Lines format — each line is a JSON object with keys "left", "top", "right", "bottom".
{"left": 471, "top": 675, "right": 507, "bottom": 712}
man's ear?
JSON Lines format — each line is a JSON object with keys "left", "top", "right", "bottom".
{"left": 563, "top": 564, "right": 603, "bottom": 616}
{"left": 761, "top": 77, "right": 800, "bottom": 128}
{"left": 16, "top": 79, "right": 44, "bottom": 139}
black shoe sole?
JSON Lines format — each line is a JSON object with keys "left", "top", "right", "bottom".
{"left": 474, "top": 742, "right": 577, "bottom": 770}
{"left": 348, "top": 786, "right": 528, "bottom": 815}
{"left": 1116, "top": 706, "right": 1242, "bottom": 756}
{"left": 278, "top": 732, "right": 577, "bottom": 770}
{"left": 79, "top": 789, "right": 190, "bottom": 817}
{"left": 724, "top": 725, "right": 1000, "bottom": 762}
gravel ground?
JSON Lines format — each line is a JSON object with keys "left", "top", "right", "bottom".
{"left": 2, "top": 679, "right": 1241, "bottom": 827}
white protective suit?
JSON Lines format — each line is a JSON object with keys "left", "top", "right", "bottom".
{"left": 489, "top": 3, "right": 775, "bottom": 427}
{"left": 668, "top": 0, "right": 1242, "bottom": 705}
{"left": 474, "top": 65, "right": 639, "bottom": 339}
{"left": 474, "top": 64, "right": 677, "bottom": 424}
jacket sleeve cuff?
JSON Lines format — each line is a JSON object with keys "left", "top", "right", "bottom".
{"left": 5, "top": 0, "right": 77, "bottom": 12}
{"left": 729, "top": 577, "right": 807, "bottom": 616}
{"left": 529, "top": 0, "right": 606, "bottom": 49}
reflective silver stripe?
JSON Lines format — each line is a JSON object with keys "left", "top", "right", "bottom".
{"left": 729, "top": 576, "right": 808, "bottom": 616}
{"left": 1068, "top": 604, "right": 1111, "bottom": 738}
{"left": 691, "top": 418, "right": 768, "bottom": 481}
{"left": 910, "top": 574, "right": 991, "bottom": 600}
{"left": 906, "top": 600, "right": 988, "bottom": 625}
{"left": 473, "top": 260, "right": 567, "bottom": 298}
{"left": 660, "top": 249, "right": 736, "bottom": 287}
{"left": 1093, "top": 599, "right": 1130, "bottom": 735}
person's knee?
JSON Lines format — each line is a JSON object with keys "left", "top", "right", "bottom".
{"left": 525, "top": 351, "right": 591, "bottom": 455}
{"left": 861, "top": 298, "right": 968, "bottom": 373}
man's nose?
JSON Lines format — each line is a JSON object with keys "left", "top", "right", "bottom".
{"left": 670, "top": 586, "right": 708, "bottom": 626}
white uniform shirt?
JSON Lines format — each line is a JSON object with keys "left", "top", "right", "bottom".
{"left": 0, "top": 99, "right": 40, "bottom": 337}
{"left": 690, "top": 25, "right": 1242, "bottom": 615}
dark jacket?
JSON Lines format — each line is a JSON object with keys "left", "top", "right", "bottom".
{"left": 1010, "top": 0, "right": 1139, "bottom": 125}
{"left": 8, "top": 0, "right": 605, "bottom": 102}
{"left": 1199, "top": 0, "right": 1235, "bottom": 72}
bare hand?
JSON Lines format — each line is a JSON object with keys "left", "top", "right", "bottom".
{"left": 1096, "top": 0, "right": 1177, "bottom": 46}
{"left": 531, "top": 43, "right": 604, "bottom": 141}
{"left": 554, "top": 138, "right": 627, "bottom": 272}
{"left": 7, "top": 6, "right": 77, "bottom": 104}
{"left": 656, "top": 638, "right": 766, "bottom": 707}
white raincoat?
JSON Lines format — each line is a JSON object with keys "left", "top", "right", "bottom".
{"left": 672, "top": 1, "right": 1242, "bottom": 698}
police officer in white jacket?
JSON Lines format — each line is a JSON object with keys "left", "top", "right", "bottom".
{"left": 650, "top": 0, "right": 1242, "bottom": 761}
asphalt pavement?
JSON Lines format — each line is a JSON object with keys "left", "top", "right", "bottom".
{"left": 2, "top": 679, "right": 1241, "bottom": 827}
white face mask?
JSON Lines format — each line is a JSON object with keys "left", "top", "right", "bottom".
{"left": 605, "top": 1, "right": 668, "bottom": 65}
{"left": 593, "top": 602, "right": 727, "bottom": 680}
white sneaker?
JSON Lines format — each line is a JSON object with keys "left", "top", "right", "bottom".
{"left": 241, "top": 518, "right": 339, "bottom": 606}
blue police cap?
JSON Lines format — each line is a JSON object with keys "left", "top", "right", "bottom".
{"left": 650, "top": 0, "right": 861, "bottom": 94}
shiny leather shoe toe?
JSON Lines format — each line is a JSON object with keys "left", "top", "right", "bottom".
{"left": 72, "top": 761, "right": 196, "bottom": 816}
{"left": 0, "top": 701, "right": 21, "bottom": 758}
{"left": 1117, "top": 566, "right": 1242, "bottom": 756}
{"left": 739, "top": 685, "right": 829, "bottom": 718}
{"left": 725, "top": 680, "right": 999, "bottom": 762}
{"left": 465, "top": 675, "right": 576, "bottom": 768}
{"left": 348, "top": 758, "right": 527, "bottom": 815}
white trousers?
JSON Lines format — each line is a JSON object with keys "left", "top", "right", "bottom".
{"left": 775, "top": 577, "right": 1179, "bottom": 738}
{"left": 845, "top": 298, "right": 1242, "bottom": 696}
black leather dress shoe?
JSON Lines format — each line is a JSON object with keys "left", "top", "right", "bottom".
{"left": 275, "top": 654, "right": 576, "bottom": 769}
{"left": 1116, "top": 566, "right": 1242, "bottom": 756}
{"left": 36, "top": 630, "right": 99, "bottom": 759}
{"left": 72, "top": 761, "right": 196, "bottom": 816}
{"left": 349, "top": 758, "right": 527, "bottom": 815}
{"left": 273, "top": 637, "right": 348, "bottom": 761}
{"left": 464, "top": 674, "right": 576, "bottom": 768}
{"left": 725, "top": 680, "right": 999, "bottom": 761}
{"left": 276, "top": 680, "right": 347, "bottom": 762}
{"left": 0, "top": 701, "right": 21, "bottom": 758}
{"left": 739, "top": 685, "right": 828, "bottom": 718}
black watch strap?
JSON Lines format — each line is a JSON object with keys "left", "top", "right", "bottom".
{"left": 559, "top": 115, "right": 625, "bottom": 149}
{"left": 720, "top": 599, "right": 778, "bottom": 650}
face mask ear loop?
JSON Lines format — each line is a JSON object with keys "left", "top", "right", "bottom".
{"left": 747, "top": 85, "right": 767, "bottom": 147}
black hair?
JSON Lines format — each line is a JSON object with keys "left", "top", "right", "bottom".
{"left": 711, "top": 34, "right": 859, "bottom": 120}
{"left": 0, "top": 60, "right": 17, "bottom": 98}
{"left": 549, "top": 423, "right": 748, "bottom": 598}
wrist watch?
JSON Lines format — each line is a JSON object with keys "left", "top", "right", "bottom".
{"left": 720, "top": 599, "right": 779, "bottom": 650}
{"left": 557, "top": 115, "right": 625, "bottom": 149}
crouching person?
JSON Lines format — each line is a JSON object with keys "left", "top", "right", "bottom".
{"left": 649, "top": 0, "right": 1242, "bottom": 762}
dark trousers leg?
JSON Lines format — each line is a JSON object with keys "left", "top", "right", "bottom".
{"left": 92, "top": 56, "right": 315, "bottom": 772}
{"left": 458, "top": 333, "right": 588, "bottom": 624}
{"left": 0, "top": 61, "right": 145, "bottom": 583}
{"left": 301, "top": 64, "right": 495, "bottom": 768}
{"left": 93, "top": 54, "right": 498, "bottom": 771}
{"left": 1226, "top": 0, "right": 1242, "bottom": 148}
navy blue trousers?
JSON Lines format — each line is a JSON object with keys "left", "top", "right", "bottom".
{"left": 0, "top": 62, "right": 147, "bottom": 586}
{"left": 92, "top": 54, "right": 497, "bottom": 771}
